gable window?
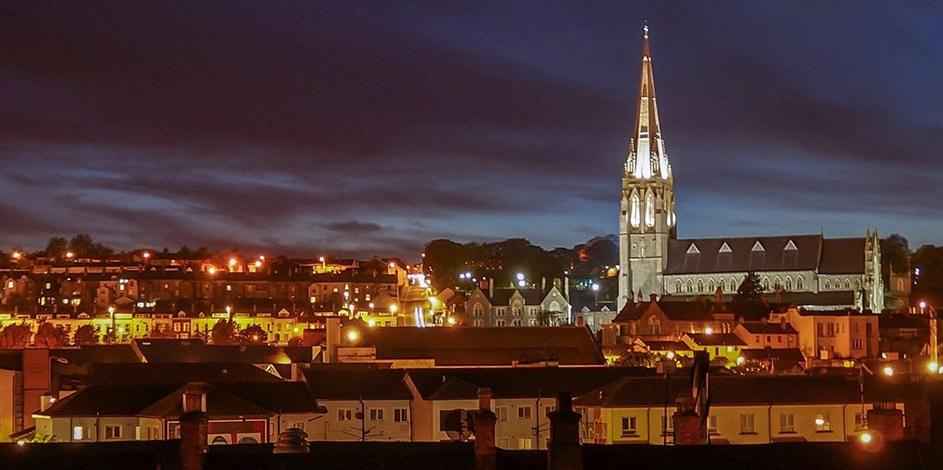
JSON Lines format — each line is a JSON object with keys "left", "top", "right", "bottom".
{"left": 621, "top": 416, "right": 638, "bottom": 437}
{"left": 648, "top": 317, "right": 661, "bottom": 335}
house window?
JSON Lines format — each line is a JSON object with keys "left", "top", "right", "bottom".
{"left": 473, "top": 319, "right": 483, "bottom": 326}
{"left": 518, "top": 438, "right": 533, "bottom": 450}
{"left": 104, "top": 425, "right": 122, "bottom": 440}
{"left": 496, "top": 319, "right": 506, "bottom": 326}
{"left": 648, "top": 317, "right": 660, "bottom": 335}
{"left": 518, "top": 406, "right": 532, "bottom": 419}
{"left": 780, "top": 413, "right": 795, "bottom": 433}
{"left": 72, "top": 426, "right": 85, "bottom": 441}
{"left": 369, "top": 408, "right": 384, "bottom": 421}
{"left": 394, "top": 408, "right": 408, "bottom": 423}
{"left": 496, "top": 406, "right": 508, "bottom": 422}
{"left": 337, "top": 408, "right": 353, "bottom": 421}
{"left": 739, "top": 414, "right": 755, "bottom": 434}
{"left": 660, "top": 416, "right": 674, "bottom": 435}
{"left": 473, "top": 305, "right": 483, "bottom": 317}
{"left": 621, "top": 416, "right": 638, "bottom": 436}
{"left": 815, "top": 413, "right": 831, "bottom": 432}
{"left": 512, "top": 319, "right": 522, "bottom": 327}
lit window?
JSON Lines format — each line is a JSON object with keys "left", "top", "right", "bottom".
{"left": 337, "top": 409, "right": 352, "bottom": 421}
{"left": 815, "top": 413, "right": 831, "bottom": 432}
{"left": 72, "top": 426, "right": 84, "bottom": 441}
{"left": 780, "top": 413, "right": 795, "bottom": 433}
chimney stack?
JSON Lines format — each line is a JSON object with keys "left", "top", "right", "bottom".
{"left": 869, "top": 401, "right": 905, "bottom": 442}
{"left": 473, "top": 388, "right": 497, "bottom": 470}
{"left": 488, "top": 279, "right": 494, "bottom": 299}
{"left": 180, "top": 383, "right": 208, "bottom": 470}
{"left": 324, "top": 316, "right": 341, "bottom": 363}
{"left": 547, "top": 392, "right": 582, "bottom": 470}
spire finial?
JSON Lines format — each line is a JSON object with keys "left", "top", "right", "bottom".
{"left": 643, "top": 21, "right": 649, "bottom": 38}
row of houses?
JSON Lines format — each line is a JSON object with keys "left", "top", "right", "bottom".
{"left": 29, "top": 363, "right": 908, "bottom": 449}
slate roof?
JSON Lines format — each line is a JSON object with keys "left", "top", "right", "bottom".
{"left": 740, "top": 348, "right": 806, "bottom": 365}
{"left": 664, "top": 235, "right": 866, "bottom": 275}
{"left": 130, "top": 338, "right": 292, "bottom": 364}
{"left": 88, "top": 362, "right": 283, "bottom": 385}
{"left": 614, "top": 300, "right": 719, "bottom": 323}
{"left": 684, "top": 333, "right": 746, "bottom": 347}
{"left": 737, "top": 322, "right": 798, "bottom": 335}
{"left": 139, "top": 383, "right": 273, "bottom": 418}
{"left": 214, "top": 382, "right": 324, "bottom": 413}
{"left": 303, "top": 366, "right": 413, "bottom": 400}
{"left": 39, "top": 384, "right": 179, "bottom": 417}
{"left": 350, "top": 327, "right": 604, "bottom": 366}
{"left": 407, "top": 367, "right": 652, "bottom": 401}
{"left": 575, "top": 375, "right": 866, "bottom": 407}
{"left": 488, "top": 288, "right": 542, "bottom": 306}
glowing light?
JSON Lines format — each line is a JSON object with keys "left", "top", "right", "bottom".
{"left": 882, "top": 366, "right": 894, "bottom": 377}
{"left": 142, "top": 251, "right": 150, "bottom": 259}
{"left": 49, "top": 397, "right": 57, "bottom": 403}
{"left": 814, "top": 417, "right": 825, "bottom": 426}
{"left": 228, "top": 257, "right": 237, "bottom": 267}
{"left": 736, "top": 356, "right": 745, "bottom": 365}
{"left": 367, "top": 319, "right": 376, "bottom": 327}
{"left": 666, "top": 351, "right": 675, "bottom": 359}
{"left": 11, "top": 251, "right": 21, "bottom": 260}
{"left": 225, "top": 306, "right": 232, "bottom": 316}
{"left": 293, "top": 327, "right": 299, "bottom": 333}
{"left": 592, "top": 283, "right": 600, "bottom": 292}
{"left": 65, "top": 251, "right": 74, "bottom": 258}
{"left": 254, "top": 260, "right": 262, "bottom": 268}
{"left": 518, "top": 280, "right": 526, "bottom": 287}
{"left": 259, "top": 255, "right": 265, "bottom": 261}
{"left": 389, "top": 304, "right": 399, "bottom": 314}
{"left": 919, "top": 301, "right": 928, "bottom": 310}
{"left": 429, "top": 297, "right": 439, "bottom": 307}
{"left": 859, "top": 432, "right": 873, "bottom": 444}
{"left": 389, "top": 262, "right": 396, "bottom": 269}
{"left": 928, "top": 362, "right": 939, "bottom": 373}
{"left": 108, "top": 306, "right": 115, "bottom": 315}
{"left": 208, "top": 266, "right": 218, "bottom": 275}
{"left": 346, "top": 330, "right": 359, "bottom": 341}
{"left": 447, "top": 316, "right": 457, "bottom": 325}
{"left": 16, "top": 439, "right": 25, "bottom": 446}
{"left": 704, "top": 327, "right": 714, "bottom": 335}
{"left": 369, "top": 303, "right": 375, "bottom": 309}
{"left": 516, "top": 273, "right": 524, "bottom": 281}
{"left": 117, "top": 326, "right": 125, "bottom": 334}
{"left": 319, "top": 256, "right": 326, "bottom": 263}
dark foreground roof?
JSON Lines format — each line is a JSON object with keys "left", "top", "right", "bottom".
{"left": 303, "top": 366, "right": 413, "bottom": 400}
{"left": 350, "top": 326, "right": 604, "bottom": 366}
{"left": 88, "top": 362, "right": 283, "bottom": 385}
{"left": 2, "top": 439, "right": 940, "bottom": 470}
{"left": 407, "top": 366, "right": 651, "bottom": 400}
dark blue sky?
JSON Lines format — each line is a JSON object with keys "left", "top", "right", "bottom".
{"left": 2, "top": 1, "right": 941, "bottom": 258}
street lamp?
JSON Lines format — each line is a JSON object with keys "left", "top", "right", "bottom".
{"left": 108, "top": 306, "right": 116, "bottom": 342}
{"left": 389, "top": 304, "right": 398, "bottom": 314}
{"left": 226, "top": 305, "right": 232, "bottom": 321}
{"left": 882, "top": 365, "right": 894, "bottom": 377}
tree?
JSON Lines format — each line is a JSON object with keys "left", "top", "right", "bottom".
{"left": 68, "top": 233, "right": 114, "bottom": 259}
{"left": 881, "top": 234, "right": 910, "bottom": 281}
{"left": 33, "top": 322, "right": 68, "bottom": 348}
{"left": 614, "top": 351, "right": 661, "bottom": 368}
{"left": 210, "top": 320, "right": 238, "bottom": 344}
{"left": 239, "top": 324, "right": 268, "bottom": 344}
{"left": 44, "top": 237, "right": 67, "bottom": 258}
{"left": 0, "top": 323, "right": 32, "bottom": 348}
{"left": 913, "top": 244, "right": 943, "bottom": 308}
{"left": 733, "top": 272, "right": 768, "bottom": 321}
{"left": 73, "top": 324, "right": 99, "bottom": 345}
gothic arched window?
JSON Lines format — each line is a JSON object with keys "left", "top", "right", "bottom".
{"left": 644, "top": 191, "right": 656, "bottom": 228}
{"left": 844, "top": 279, "right": 851, "bottom": 290}
{"left": 796, "top": 277, "right": 804, "bottom": 291}
{"left": 824, "top": 280, "right": 831, "bottom": 290}
{"left": 785, "top": 277, "right": 793, "bottom": 291}
{"left": 697, "top": 280, "right": 704, "bottom": 293}
{"left": 708, "top": 280, "right": 715, "bottom": 293}
{"left": 630, "top": 192, "right": 641, "bottom": 228}
{"left": 675, "top": 281, "right": 682, "bottom": 293}
{"left": 686, "top": 280, "right": 693, "bottom": 293}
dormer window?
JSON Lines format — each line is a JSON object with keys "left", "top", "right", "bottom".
{"left": 686, "top": 244, "right": 700, "bottom": 254}
{"left": 718, "top": 242, "right": 732, "bottom": 253}
{"left": 784, "top": 239, "right": 798, "bottom": 251}
{"left": 751, "top": 241, "right": 765, "bottom": 252}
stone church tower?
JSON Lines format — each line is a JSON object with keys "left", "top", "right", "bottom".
{"left": 618, "top": 25, "right": 676, "bottom": 310}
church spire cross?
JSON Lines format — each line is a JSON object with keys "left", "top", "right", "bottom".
{"left": 626, "top": 23, "right": 671, "bottom": 181}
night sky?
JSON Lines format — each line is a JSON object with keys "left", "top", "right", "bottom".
{"left": 3, "top": 1, "right": 942, "bottom": 258}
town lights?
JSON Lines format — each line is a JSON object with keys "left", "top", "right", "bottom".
{"left": 228, "top": 257, "right": 237, "bottom": 268}
{"left": 11, "top": 251, "right": 21, "bottom": 260}
{"left": 704, "top": 327, "right": 714, "bottom": 335}
{"left": 592, "top": 283, "right": 600, "bottom": 292}
{"left": 346, "top": 330, "right": 359, "bottom": 342}
{"left": 666, "top": 351, "right": 675, "bottom": 359}
{"left": 65, "top": 251, "right": 74, "bottom": 259}
{"left": 814, "top": 417, "right": 825, "bottom": 427}
{"left": 919, "top": 301, "right": 928, "bottom": 310}
{"left": 882, "top": 366, "right": 894, "bottom": 377}
{"left": 928, "top": 362, "right": 939, "bottom": 374}
{"left": 389, "top": 304, "right": 398, "bottom": 314}
{"left": 859, "top": 431, "right": 873, "bottom": 444}
{"left": 447, "top": 316, "right": 457, "bottom": 326}
{"left": 736, "top": 356, "right": 745, "bottom": 365}
{"left": 367, "top": 319, "right": 376, "bottom": 327}
{"left": 142, "top": 251, "right": 150, "bottom": 259}
{"left": 208, "top": 266, "right": 218, "bottom": 275}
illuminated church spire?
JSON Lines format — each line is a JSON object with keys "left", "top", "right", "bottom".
{"left": 625, "top": 23, "right": 671, "bottom": 181}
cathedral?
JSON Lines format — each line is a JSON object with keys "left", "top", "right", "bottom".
{"left": 618, "top": 26, "right": 884, "bottom": 313}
